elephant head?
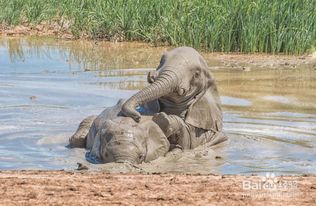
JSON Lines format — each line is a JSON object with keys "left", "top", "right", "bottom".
{"left": 122, "top": 46, "right": 222, "bottom": 131}
{"left": 86, "top": 116, "right": 170, "bottom": 164}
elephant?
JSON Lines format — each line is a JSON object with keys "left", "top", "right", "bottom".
{"left": 122, "top": 46, "right": 226, "bottom": 149}
{"left": 69, "top": 99, "right": 226, "bottom": 164}
{"left": 69, "top": 46, "right": 227, "bottom": 164}
{"left": 69, "top": 100, "right": 170, "bottom": 164}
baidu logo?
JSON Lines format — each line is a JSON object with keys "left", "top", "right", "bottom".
{"left": 261, "top": 172, "right": 278, "bottom": 184}
{"left": 241, "top": 172, "right": 299, "bottom": 199}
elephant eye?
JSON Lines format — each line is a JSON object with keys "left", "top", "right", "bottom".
{"left": 194, "top": 70, "right": 200, "bottom": 78}
{"left": 138, "top": 154, "right": 144, "bottom": 160}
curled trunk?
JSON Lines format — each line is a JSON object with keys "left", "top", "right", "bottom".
{"left": 122, "top": 71, "right": 178, "bottom": 121}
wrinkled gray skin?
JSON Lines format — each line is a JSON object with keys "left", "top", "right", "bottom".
{"left": 122, "top": 47, "right": 226, "bottom": 149}
{"left": 69, "top": 100, "right": 170, "bottom": 164}
{"left": 69, "top": 47, "right": 227, "bottom": 164}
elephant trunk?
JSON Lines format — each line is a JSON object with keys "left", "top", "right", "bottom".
{"left": 122, "top": 70, "right": 178, "bottom": 121}
{"left": 111, "top": 146, "right": 141, "bottom": 164}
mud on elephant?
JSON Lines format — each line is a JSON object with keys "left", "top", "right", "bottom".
{"left": 69, "top": 100, "right": 226, "bottom": 164}
{"left": 69, "top": 46, "right": 227, "bottom": 164}
{"left": 122, "top": 46, "right": 226, "bottom": 149}
{"left": 69, "top": 100, "right": 171, "bottom": 164}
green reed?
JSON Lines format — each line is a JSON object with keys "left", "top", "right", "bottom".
{"left": 0, "top": 0, "right": 315, "bottom": 54}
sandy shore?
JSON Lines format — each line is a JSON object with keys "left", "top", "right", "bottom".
{"left": 0, "top": 171, "right": 315, "bottom": 205}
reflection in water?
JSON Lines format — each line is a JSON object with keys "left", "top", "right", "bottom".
{"left": 1, "top": 37, "right": 168, "bottom": 72}
{"left": 217, "top": 68, "right": 316, "bottom": 114}
{"left": 0, "top": 37, "right": 315, "bottom": 174}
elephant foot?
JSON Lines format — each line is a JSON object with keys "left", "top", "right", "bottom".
{"left": 165, "top": 144, "right": 183, "bottom": 157}
{"left": 153, "top": 112, "right": 182, "bottom": 137}
{"left": 169, "top": 144, "right": 183, "bottom": 151}
{"left": 69, "top": 115, "right": 96, "bottom": 148}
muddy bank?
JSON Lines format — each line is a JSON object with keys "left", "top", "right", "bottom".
{"left": 0, "top": 171, "right": 315, "bottom": 205}
{"left": 204, "top": 52, "right": 316, "bottom": 71}
{"left": 0, "top": 34, "right": 316, "bottom": 72}
{"left": 0, "top": 23, "right": 74, "bottom": 39}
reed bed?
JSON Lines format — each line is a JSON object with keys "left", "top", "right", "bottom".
{"left": 0, "top": 0, "right": 315, "bottom": 54}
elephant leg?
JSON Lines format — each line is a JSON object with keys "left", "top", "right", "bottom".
{"left": 152, "top": 112, "right": 184, "bottom": 137}
{"left": 174, "top": 125, "right": 192, "bottom": 150}
{"left": 69, "top": 115, "right": 96, "bottom": 148}
{"left": 190, "top": 128, "right": 228, "bottom": 149}
{"left": 153, "top": 112, "right": 192, "bottom": 149}
{"left": 165, "top": 146, "right": 183, "bottom": 157}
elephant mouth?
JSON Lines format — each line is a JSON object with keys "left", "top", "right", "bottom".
{"left": 164, "top": 85, "right": 202, "bottom": 105}
{"left": 187, "top": 87, "right": 201, "bottom": 99}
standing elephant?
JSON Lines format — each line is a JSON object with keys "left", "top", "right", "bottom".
{"left": 122, "top": 47, "right": 226, "bottom": 149}
{"left": 69, "top": 100, "right": 170, "bottom": 164}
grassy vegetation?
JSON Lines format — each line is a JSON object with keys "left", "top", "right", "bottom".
{"left": 0, "top": 0, "right": 316, "bottom": 54}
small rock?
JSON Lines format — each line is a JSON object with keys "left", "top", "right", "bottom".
{"left": 242, "top": 67, "right": 251, "bottom": 72}
{"left": 76, "top": 163, "right": 88, "bottom": 170}
{"left": 29, "top": 96, "right": 37, "bottom": 101}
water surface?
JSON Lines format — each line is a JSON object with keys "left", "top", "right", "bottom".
{"left": 0, "top": 37, "right": 315, "bottom": 174}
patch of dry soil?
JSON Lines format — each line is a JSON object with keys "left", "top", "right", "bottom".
{"left": 0, "top": 171, "right": 315, "bottom": 205}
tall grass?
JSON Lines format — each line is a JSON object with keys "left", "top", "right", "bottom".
{"left": 0, "top": 0, "right": 315, "bottom": 54}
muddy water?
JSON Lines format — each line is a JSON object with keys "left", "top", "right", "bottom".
{"left": 0, "top": 37, "right": 315, "bottom": 174}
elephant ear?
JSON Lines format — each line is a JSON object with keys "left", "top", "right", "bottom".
{"left": 141, "top": 120, "right": 170, "bottom": 162}
{"left": 185, "top": 57, "right": 223, "bottom": 131}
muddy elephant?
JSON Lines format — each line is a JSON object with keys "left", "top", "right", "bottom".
{"left": 69, "top": 99, "right": 226, "bottom": 164}
{"left": 69, "top": 100, "right": 170, "bottom": 164}
{"left": 122, "top": 47, "right": 226, "bottom": 149}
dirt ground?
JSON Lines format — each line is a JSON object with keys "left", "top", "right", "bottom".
{"left": 0, "top": 170, "right": 315, "bottom": 206}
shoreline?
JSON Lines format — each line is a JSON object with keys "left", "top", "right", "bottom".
{"left": 0, "top": 0, "right": 315, "bottom": 54}
{"left": 0, "top": 170, "right": 315, "bottom": 205}
{"left": 0, "top": 24, "right": 75, "bottom": 40}
{"left": 1, "top": 28, "right": 316, "bottom": 71}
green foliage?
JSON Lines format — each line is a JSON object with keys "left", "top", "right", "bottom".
{"left": 1, "top": 0, "right": 315, "bottom": 54}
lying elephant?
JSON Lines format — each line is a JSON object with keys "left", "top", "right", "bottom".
{"left": 122, "top": 46, "right": 226, "bottom": 149}
{"left": 69, "top": 100, "right": 170, "bottom": 164}
{"left": 69, "top": 100, "right": 226, "bottom": 164}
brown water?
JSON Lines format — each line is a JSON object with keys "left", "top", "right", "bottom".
{"left": 0, "top": 37, "right": 315, "bottom": 174}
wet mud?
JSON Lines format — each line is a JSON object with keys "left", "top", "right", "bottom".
{"left": 0, "top": 37, "right": 315, "bottom": 175}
